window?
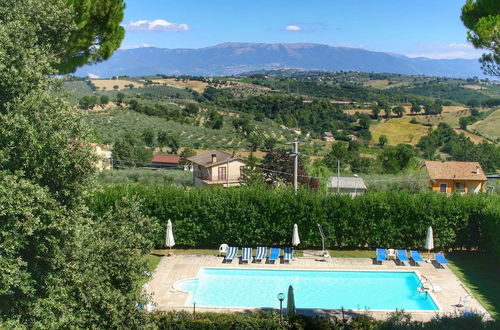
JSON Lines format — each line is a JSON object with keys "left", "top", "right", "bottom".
{"left": 439, "top": 183, "right": 447, "bottom": 193}
{"left": 239, "top": 165, "right": 245, "bottom": 174}
{"left": 455, "top": 182, "right": 466, "bottom": 193}
{"left": 218, "top": 167, "right": 227, "bottom": 181}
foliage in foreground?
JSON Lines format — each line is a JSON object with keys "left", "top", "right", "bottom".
{"left": 0, "top": 0, "right": 159, "bottom": 327}
{"left": 91, "top": 186, "right": 500, "bottom": 258}
{"left": 149, "top": 310, "right": 498, "bottom": 330}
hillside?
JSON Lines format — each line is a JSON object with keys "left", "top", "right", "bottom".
{"left": 64, "top": 71, "right": 499, "bottom": 176}
{"left": 470, "top": 108, "right": 500, "bottom": 142}
{"left": 75, "top": 42, "right": 484, "bottom": 78}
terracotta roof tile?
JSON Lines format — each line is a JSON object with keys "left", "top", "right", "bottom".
{"left": 187, "top": 150, "right": 243, "bottom": 167}
{"left": 424, "top": 161, "right": 487, "bottom": 181}
{"left": 151, "top": 154, "right": 181, "bottom": 164}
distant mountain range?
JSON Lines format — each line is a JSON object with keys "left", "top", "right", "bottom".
{"left": 75, "top": 42, "right": 483, "bottom": 78}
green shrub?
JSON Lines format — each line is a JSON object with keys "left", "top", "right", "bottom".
{"left": 90, "top": 186, "right": 500, "bottom": 256}
{"left": 148, "top": 311, "right": 498, "bottom": 330}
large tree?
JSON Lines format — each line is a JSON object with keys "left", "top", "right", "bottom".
{"left": 58, "top": 0, "right": 126, "bottom": 73}
{"left": 461, "top": 0, "right": 500, "bottom": 76}
{"left": 0, "top": 1, "right": 156, "bottom": 327}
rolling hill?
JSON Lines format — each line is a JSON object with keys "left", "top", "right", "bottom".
{"left": 75, "top": 42, "right": 484, "bottom": 78}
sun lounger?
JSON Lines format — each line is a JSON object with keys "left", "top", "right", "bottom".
{"left": 376, "top": 248, "right": 386, "bottom": 264}
{"left": 410, "top": 250, "right": 424, "bottom": 264}
{"left": 397, "top": 249, "right": 409, "bottom": 264}
{"left": 268, "top": 247, "right": 280, "bottom": 263}
{"left": 434, "top": 253, "right": 448, "bottom": 267}
{"left": 241, "top": 247, "right": 253, "bottom": 263}
{"left": 224, "top": 246, "right": 238, "bottom": 263}
{"left": 254, "top": 246, "right": 267, "bottom": 263}
{"left": 283, "top": 247, "right": 293, "bottom": 263}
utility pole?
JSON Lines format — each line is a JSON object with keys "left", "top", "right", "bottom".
{"left": 286, "top": 140, "right": 300, "bottom": 192}
{"left": 226, "top": 157, "right": 230, "bottom": 187}
{"left": 337, "top": 160, "right": 340, "bottom": 194}
{"left": 293, "top": 141, "right": 298, "bottom": 192}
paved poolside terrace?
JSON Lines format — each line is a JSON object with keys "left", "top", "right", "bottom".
{"left": 147, "top": 251, "right": 490, "bottom": 322}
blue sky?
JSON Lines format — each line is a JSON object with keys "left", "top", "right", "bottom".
{"left": 121, "top": 0, "right": 482, "bottom": 59}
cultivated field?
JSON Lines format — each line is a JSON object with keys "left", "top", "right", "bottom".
{"left": 463, "top": 84, "right": 483, "bottom": 90}
{"left": 362, "top": 79, "right": 408, "bottom": 89}
{"left": 370, "top": 117, "right": 430, "bottom": 146}
{"left": 92, "top": 79, "right": 144, "bottom": 90}
{"left": 414, "top": 106, "right": 471, "bottom": 128}
{"left": 151, "top": 78, "right": 208, "bottom": 93}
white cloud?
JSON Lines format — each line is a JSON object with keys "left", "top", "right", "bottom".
{"left": 119, "top": 43, "right": 153, "bottom": 50}
{"left": 285, "top": 25, "right": 302, "bottom": 31}
{"left": 123, "top": 19, "right": 190, "bottom": 32}
{"left": 87, "top": 73, "right": 99, "bottom": 79}
{"left": 405, "top": 43, "right": 482, "bottom": 59}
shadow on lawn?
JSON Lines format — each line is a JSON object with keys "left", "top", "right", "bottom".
{"left": 447, "top": 252, "right": 500, "bottom": 319}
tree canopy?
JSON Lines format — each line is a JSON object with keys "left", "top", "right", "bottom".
{"left": 461, "top": 0, "right": 500, "bottom": 76}
{"left": 57, "top": 0, "right": 126, "bottom": 73}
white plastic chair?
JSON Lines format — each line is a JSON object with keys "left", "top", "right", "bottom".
{"left": 387, "top": 249, "right": 396, "bottom": 259}
{"left": 219, "top": 244, "right": 229, "bottom": 256}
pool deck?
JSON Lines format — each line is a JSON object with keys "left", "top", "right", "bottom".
{"left": 147, "top": 251, "right": 490, "bottom": 321}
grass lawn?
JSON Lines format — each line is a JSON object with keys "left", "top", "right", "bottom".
{"left": 139, "top": 254, "right": 162, "bottom": 286}
{"left": 146, "top": 254, "right": 162, "bottom": 272}
{"left": 447, "top": 252, "right": 500, "bottom": 319}
{"left": 328, "top": 249, "right": 374, "bottom": 258}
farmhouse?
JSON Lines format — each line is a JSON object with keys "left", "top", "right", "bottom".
{"left": 188, "top": 150, "right": 245, "bottom": 188}
{"left": 424, "top": 161, "right": 487, "bottom": 194}
{"left": 150, "top": 154, "right": 181, "bottom": 169}
{"left": 90, "top": 143, "right": 112, "bottom": 171}
{"left": 327, "top": 176, "right": 367, "bottom": 196}
{"left": 347, "top": 134, "right": 358, "bottom": 141}
{"left": 321, "top": 131, "right": 335, "bottom": 142}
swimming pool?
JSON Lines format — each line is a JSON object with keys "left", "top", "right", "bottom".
{"left": 175, "top": 268, "right": 438, "bottom": 311}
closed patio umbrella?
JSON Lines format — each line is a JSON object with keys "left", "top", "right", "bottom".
{"left": 166, "top": 219, "right": 175, "bottom": 249}
{"left": 292, "top": 224, "right": 300, "bottom": 246}
{"left": 287, "top": 285, "right": 296, "bottom": 316}
{"left": 425, "top": 226, "right": 434, "bottom": 261}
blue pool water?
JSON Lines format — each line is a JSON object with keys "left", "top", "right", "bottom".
{"left": 176, "top": 268, "right": 438, "bottom": 311}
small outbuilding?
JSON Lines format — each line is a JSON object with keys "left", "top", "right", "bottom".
{"left": 150, "top": 154, "right": 182, "bottom": 169}
{"left": 327, "top": 176, "right": 367, "bottom": 196}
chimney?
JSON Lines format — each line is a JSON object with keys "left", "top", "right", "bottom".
{"left": 474, "top": 165, "right": 481, "bottom": 174}
{"left": 231, "top": 151, "right": 236, "bottom": 158}
{"left": 211, "top": 153, "right": 217, "bottom": 163}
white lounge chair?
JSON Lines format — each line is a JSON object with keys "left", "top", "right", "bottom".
{"left": 283, "top": 247, "right": 293, "bottom": 263}
{"left": 242, "top": 247, "right": 253, "bottom": 263}
{"left": 224, "top": 247, "right": 238, "bottom": 263}
{"left": 254, "top": 247, "right": 267, "bottom": 263}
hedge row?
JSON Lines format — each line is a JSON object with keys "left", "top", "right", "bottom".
{"left": 149, "top": 311, "right": 498, "bottom": 330}
{"left": 90, "top": 186, "right": 500, "bottom": 257}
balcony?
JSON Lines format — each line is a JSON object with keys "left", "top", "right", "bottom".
{"left": 196, "top": 174, "right": 241, "bottom": 183}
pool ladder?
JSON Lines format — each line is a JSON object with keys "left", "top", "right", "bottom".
{"left": 418, "top": 275, "right": 433, "bottom": 293}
